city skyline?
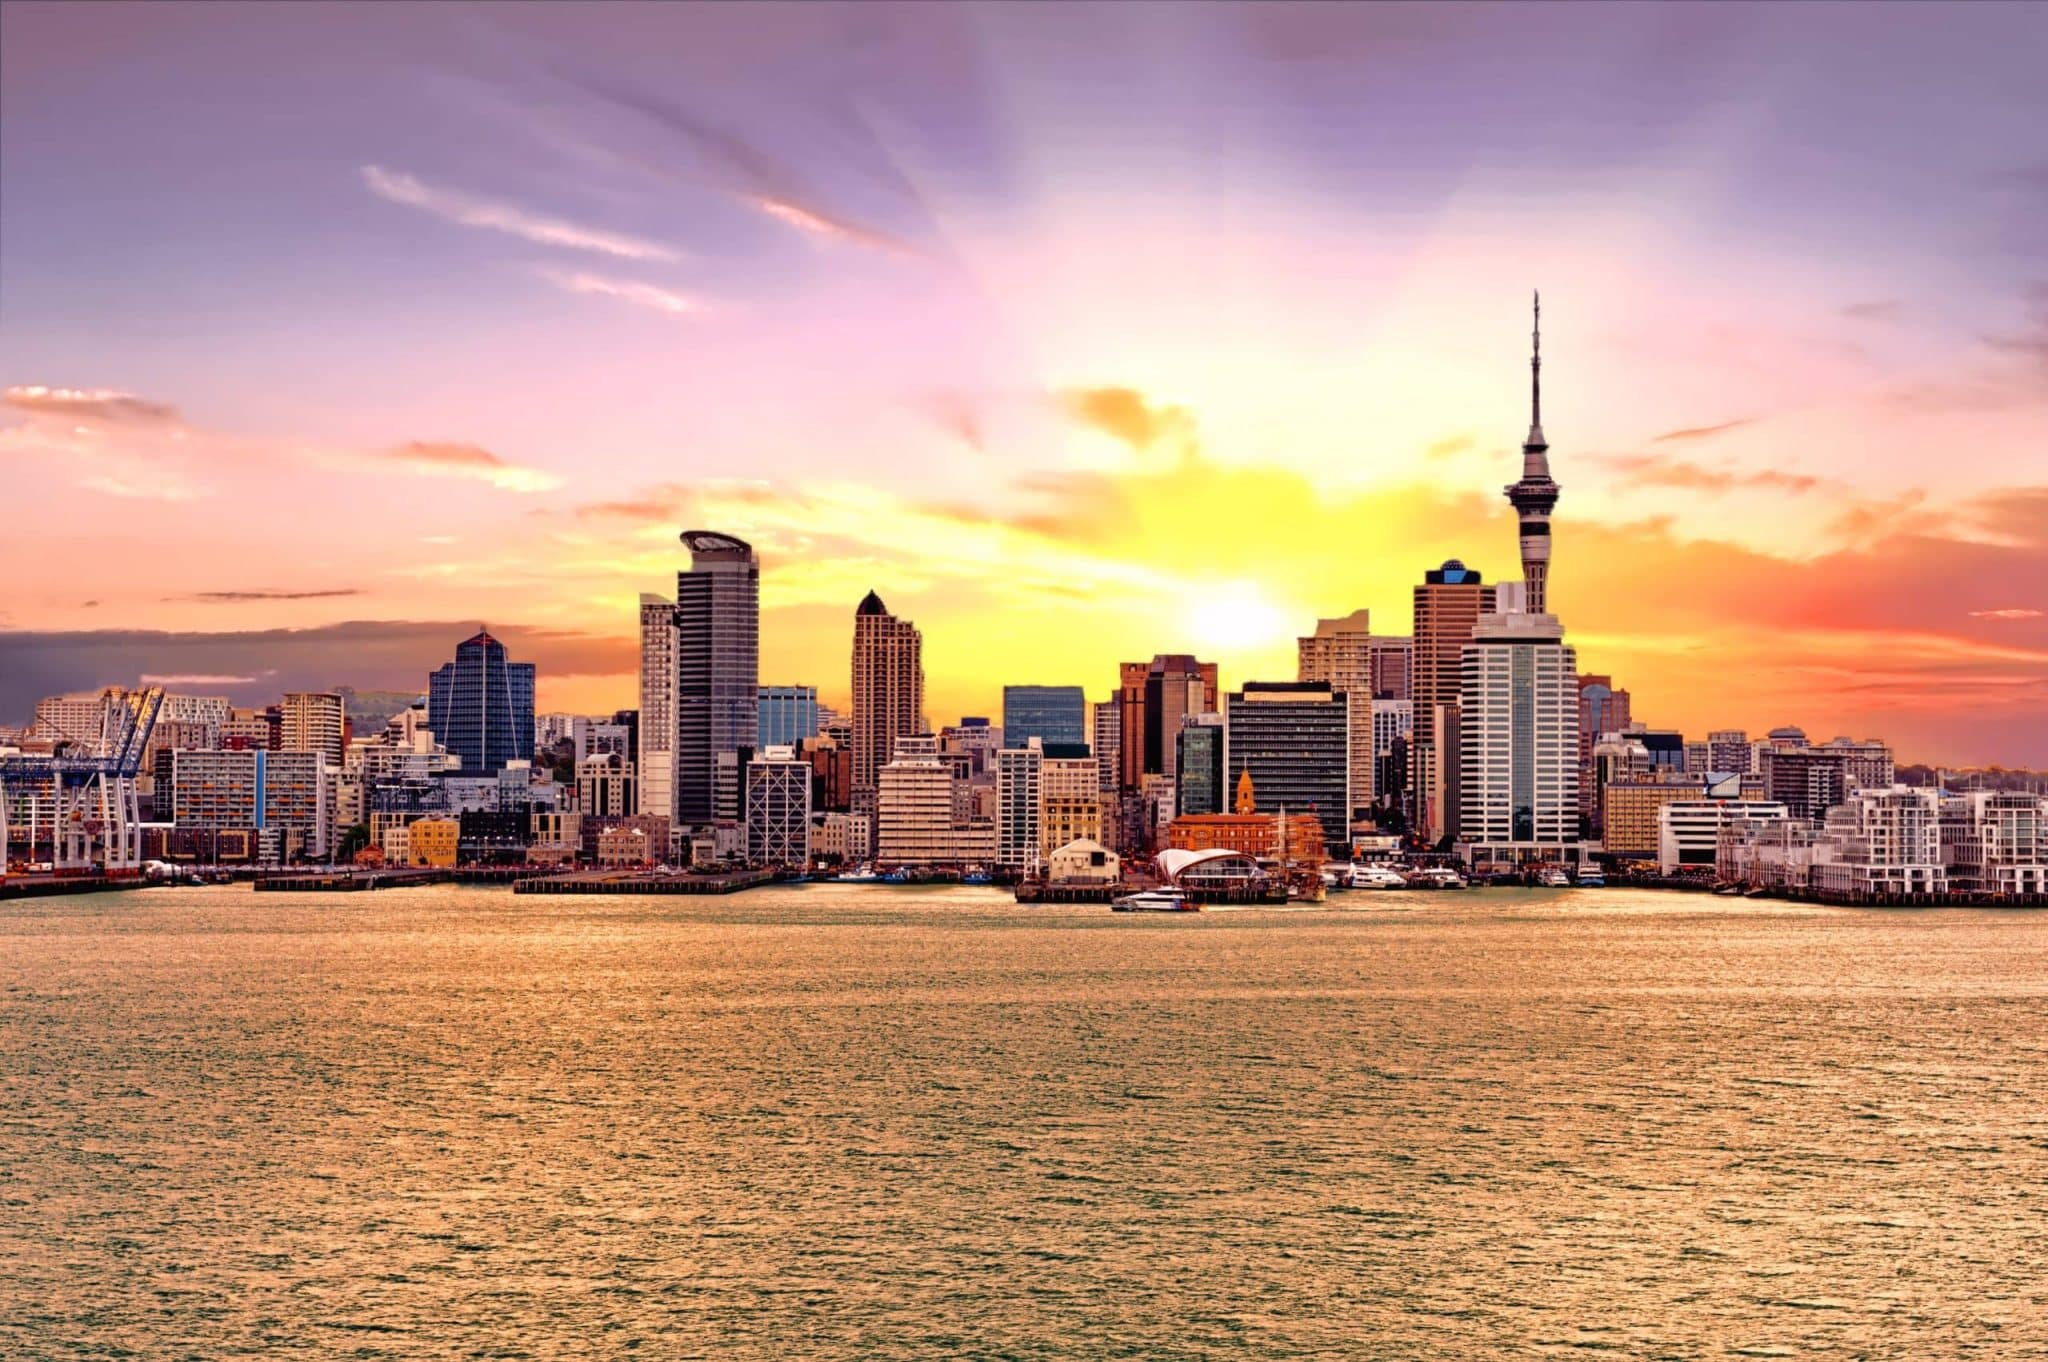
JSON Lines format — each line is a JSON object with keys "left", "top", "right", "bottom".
{"left": 3, "top": 4, "right": 2046, "bottom": 767}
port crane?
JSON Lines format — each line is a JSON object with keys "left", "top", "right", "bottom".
{"left": 0, "top": 686, "right": 164, "bottom": 873}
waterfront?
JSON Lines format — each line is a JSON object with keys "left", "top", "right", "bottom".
{"left": 4, "top": 885, "right": 2046, "bottom": 1359}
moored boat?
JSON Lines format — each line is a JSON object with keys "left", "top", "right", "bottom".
{"left": 1112, "top": 887, "right": 1197, "bottom": 913}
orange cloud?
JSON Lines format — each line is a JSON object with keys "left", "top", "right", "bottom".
{"left": 383, "top": 441, "right": 563, "bottom": 493}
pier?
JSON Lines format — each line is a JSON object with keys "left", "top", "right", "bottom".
{"left": 512, "top": 869, "right": 774, "bottom": 896}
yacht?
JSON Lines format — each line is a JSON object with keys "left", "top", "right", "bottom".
{"left": 1537, "top": 867, "right": 1573, "bottom": 888}
{"left": 1112, "top": 887, "right": 1197, "bottom": 913}
{"left": 1348, "top": 864, "right": 1410, "bottom": 890}
{"left": 1575, "top": 869, "right": 1606, "bottom": 888}
{"left": 1408, "top": 867, "right": 1468, "bottom": 890}
{"left": 833, "top": 865, "right": 881, "bottom": 883}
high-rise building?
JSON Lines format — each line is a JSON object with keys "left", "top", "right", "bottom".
{"left": 1762, "top": 738, "right": 1894, "bottom": 820}
{"left": 1002, "top": 685, "right": 1087, "bottom": 750}
{"left": 745, "top": 745, "right": 812, "bottom": 868}
{"left": 1459, "top": 610, "right": 1579, "bottom": 862}
{"left": 757, "top": 685, "right": 820, "bottom": 749}
{"left": 1091, "top": 700, "right": 1121, "bottom": 795}
{"left": 673, "top": 532, "right": 760, "bottom": 827}
{"left": 852, "top": 590, "right": 924, "bottom": 807}
{"left": 1410, "top": 561, "right": 1498, "bottom": 843}
{"left": 995, "top": 742, "right": 1044, "bottom": 872}
{"left": 169, "top": 748, "right": 332, "bottom": 861}
{"left": 1575, "top": 674, "right": 1632, "bottom": 835}
{"left": 1225, "top": 682, "right": 1349, "bottom": 854}
{"left": 427, "top": 630, "right": 536, "bottom": 776}
{"left": 637, "top": 592, "right": 678, "bottom": 824}
{"left": 1707, "top": 729, "right": 1755, "bottom": 775}
{"left": 1039, "top": 751, "right": 1103, "bottom": 857}
{"left": 1297, "top": 609, "right": 1378, "bottom": 819}
{"left": 1505, "top": 292, "right": 1561, "bottom": 615}
{"left": 1175, "top": 715, "right": 1226, "bottom": 817}
{"left": 1370, "top": 637, "right": 1413, "bottom": 702}
{"left": 278, "top": 691, "right": 345, "bottom": 770}
{"left": 1115, "top": 655, "right": 1218, "bottom": 791}
{"left": 576, "top": 752, "right": 635, "bottom": 818}
{"left": 1370, "top": 699, "right": 1413, "bottom": 816}
{"left": 939, "top": 717, "right": 1003, "bottom": 778}
{"left": 875, "top": 734, "right": 992, "bottom": 867}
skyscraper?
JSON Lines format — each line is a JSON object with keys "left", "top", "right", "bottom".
{"left": 1224, "top": 681, "right": 1350, "bottom": 854}
{"left": 851, "top": 590, "right": 924, "bottom": 806}
{"left": 1459, "top": 611, "right": 1580, "bottom": 860}
{"left": 1114, "top": 655, "right": 1218, "bottom": 791}
{"left": 427, "top": 630, "right": 536, "bottom": 776}
{"left": 1175, "top": 715, "right": 1226, "bottom": 817}
{"left": 637, "top": 592, "right": 677, "bottom": 823}
{"left": 674, "top": 532, "right": 760, "bottom": 827}
{"left": 1002, "top": 685, "right": 1087, "bottom": 749}
{"left": 1505, "top": 292, "right": 1561, "bottom": 614}
{"left": 1575, "top": 674, "right": 1631, "bottom": 834}
{"left": 1297, "top": 609, "right": 1380, "bottom": 817}
{"left": 1410, "top": 561, "right": 1498, "bottom": 843}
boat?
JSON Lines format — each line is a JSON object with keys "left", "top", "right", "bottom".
{"left": 880, "top": 868, "right": 911, "bottom": 884}
{"left": 1112, "top": 887, "right": 1197, "bottom": 913}
{"left": 1409, "top": 867, "right": 1467, "bottom": 890}
{"left": 961, "top": 870, "right": 991, "bottom": 886}
{"left": 1537, "top": 867, "right": 1573, "bottom": 888}
{"left": 1348, "top": 864, "right": 1410, "bottom": 890}
{"left": 834, "top": 865, "right": 881, "bottom": 883}
{"left": 1712, "top": 883, "right": 1743, "bottom": 896}
{"left": 1575, "top": 870, "right": 1606, "bottom": 888}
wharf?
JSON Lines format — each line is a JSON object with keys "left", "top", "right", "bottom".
{"left": 255, "top": 869, "right": 451, "bottom": 892}
{"left": 1015, "top": 881, "right": 1122, "bottom": 904}
{"left": 0, "top": 872, "right": 150, "bottom": 900}
{"left": 512, "top": 869, "right": 774, "bottom": 896}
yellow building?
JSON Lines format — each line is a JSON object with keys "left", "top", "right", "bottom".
{"left": 1602, "top": 780, "right": 1757, "bottom": 857}
{"left": 1038, "top": 755, "right": 1103, "bottom": 859}
{"left": 407, "top": 817, "right": 460, "bottom": 867}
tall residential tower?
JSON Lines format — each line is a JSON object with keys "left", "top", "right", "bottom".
{"left": 851, "top": 590, "right": 925, "bottom": 806}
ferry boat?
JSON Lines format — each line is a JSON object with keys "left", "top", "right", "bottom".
{"left": 833, "top": 865, "right": 881, "bottom": 883}
{"left": 1112, "top": 887, "right": 1197, "bottom": 913}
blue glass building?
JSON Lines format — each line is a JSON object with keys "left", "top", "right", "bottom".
{"left": 1002, "top": 685, "right": 1086, "bottom": 749}
{"left": 427, "top": 630, "right": 536, "bottom": 775}
{"left": 758, "top": 685, "right": 820, "bottom": 749}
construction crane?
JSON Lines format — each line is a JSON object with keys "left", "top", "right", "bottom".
{"left": 0, "top": 686, "right": 164, "bottom": 874}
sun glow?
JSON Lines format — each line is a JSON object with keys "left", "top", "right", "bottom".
{"left": 1186, "top": 582, "right": 1290, "bottom": 653}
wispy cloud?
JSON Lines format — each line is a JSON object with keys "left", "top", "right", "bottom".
{"left": 544, "top": 73, "right": 918, "bottom": 254}
{"left": 537, "top": 268, "right": 695, "bottom": 316}
{"left": 138, "top": 672, "right": 263, "bottom": 687}
{"left": 382, "top": 441, "right": 564, "bottom": 493}
{"left": 1597, "top": 452, "right": 1819, "bottom": 496}
{"left": 175, "top": 588, "right": 363, "bottom": 603}
{"left": 1653, "top": 417, "right": 1757, "bottom": 443}
{"left": 3, "top": 385, "right": 180, "bottom": 426}
{"left": 1059, "top": 386, "right": 1198, "bottom": 455}
{"left": 1841, "top": 300, "right": 1903, "bottom": 322}
{"left": 1969, "top": 607, "right": 2044, "bottom": 620}
{"left": 360, "top": 164, "right": 680, "bottom": 262}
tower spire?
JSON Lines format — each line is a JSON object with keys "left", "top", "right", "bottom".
{"left": 1504, "top": 288, "right": 1560, "bottom": 615}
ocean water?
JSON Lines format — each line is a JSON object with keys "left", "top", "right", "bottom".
{"left": 3, "top": 884, "right": 2045, "bottom": 1359}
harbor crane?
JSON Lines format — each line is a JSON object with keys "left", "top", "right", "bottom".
{"left": 0, "top": 686, "right": 164, "bottom": 873}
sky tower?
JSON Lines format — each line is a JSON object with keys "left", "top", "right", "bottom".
{"left": 1505, "top": 291, "right": 1561, "bottom": 614}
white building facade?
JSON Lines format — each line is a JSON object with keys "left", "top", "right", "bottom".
{"left": 1458, "top": 608, "right": 1580, "bottom": 866}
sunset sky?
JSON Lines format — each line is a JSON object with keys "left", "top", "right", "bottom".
{"left": 2, "top": 3, "right": 2044, "bottom": 765}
